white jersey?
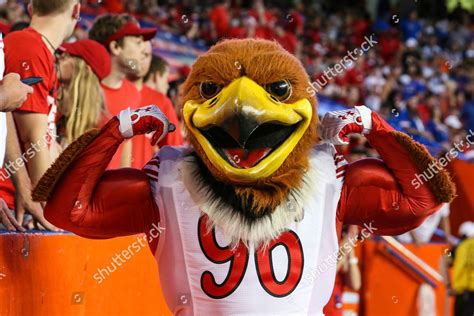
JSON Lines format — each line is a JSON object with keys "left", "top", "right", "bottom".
{"left": 144, "top": 144, "right": 345, "bottom": 316}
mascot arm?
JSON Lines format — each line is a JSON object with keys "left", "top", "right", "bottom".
{"left": 33, "top": 105, "right": 171, "bottom": 240}
{"left": 325, "top": 108, "right": 455, "bottom": 235}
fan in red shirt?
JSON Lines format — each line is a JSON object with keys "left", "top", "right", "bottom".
{"left": 89, "top": 14, "right": 157, "bottom": 169}
{"left": 209, "top": 0, "right": 231, "bottom": 38}
{"left": 273, "top": 24, "right": 298, "bottom": 54}
{"left": 127, "top": 41, "right": 183, "bottom": 168}
{"left": 0, "top": 0, "right": 81, "bottom": 231}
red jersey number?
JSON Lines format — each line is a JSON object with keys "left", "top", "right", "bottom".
{"left": 198, "top": 215, "right": 304, "bottom": 299}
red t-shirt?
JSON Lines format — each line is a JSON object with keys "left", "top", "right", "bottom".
{"left": 100, "top": 80, "right": 141, "bottom": 169}
{"left": 210, "top": 5, "right": 230, "bottom": 38}
{"left": 6, "top": 27, "right": 58, "bottom": 144}
{"left": 101, "top": 80, "right": 140, "bottom": 120}
{"left": 103, "top": 0, "right": 124, "bottom": 13}
{"left": 130, "top": 86, "right": 184, "bottom": 169}
{"left": 274, "top": 31, "right": 298, "bottom": 54}
{"left": 228, "top": 26, "right": 247, "bottom": 39}
{"left": 379, "top": 35, "right": 401, "bottom": 63}
{"left": 0, "top": 27, "right": 58, "bottom": 209}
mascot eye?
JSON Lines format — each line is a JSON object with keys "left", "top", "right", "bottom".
{"left": 200, "top": 82, "right": 222, "bottom": 99}
{"left": 265, "top": 80, "right": 292, "bottom": 102}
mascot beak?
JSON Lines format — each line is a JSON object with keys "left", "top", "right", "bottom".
{"left": 183, "top": 76, "right": 312, "bottom": 183}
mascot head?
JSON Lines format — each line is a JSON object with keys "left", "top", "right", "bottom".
{"left": 180, "top": 39, "right": 318, "bottom": 221}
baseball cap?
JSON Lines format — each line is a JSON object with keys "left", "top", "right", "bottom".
{"left": 459, "top": 221, "right": 474, "bottom": 238}
{"left": 59, "top": 39, "right": 112, "bottom": 81}
{"left": 104, "top": 22, "right": 157, "bottom": 47}
{"left": 406, "top": 38, "right": 418, "bottom": 48}
{"left": 444, "top": 114, "right": 463, "bottom": 130}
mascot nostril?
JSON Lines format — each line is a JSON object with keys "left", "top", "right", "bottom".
{"left": 35, "top": 38, "right": 455, "bottom": 315}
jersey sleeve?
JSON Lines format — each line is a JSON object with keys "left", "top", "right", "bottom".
{"left": 36, "top": 118, "right": 160, "bottom": 241}
{"left": 337, "top": 112, "right": 455, "bottom": 235}
{"left": 4, "top": 33, "right": 52, "bottom": 114}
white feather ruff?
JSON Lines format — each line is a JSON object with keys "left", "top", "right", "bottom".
{"left": 178, "top": 144, "right": 336, "bottom": 247}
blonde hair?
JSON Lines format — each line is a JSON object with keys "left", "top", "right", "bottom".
{"left": 63, "top": 58, "right": 105, "bottom": 144}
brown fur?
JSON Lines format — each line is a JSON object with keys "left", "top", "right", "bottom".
{"left": 179, "top": 39, "right": 319, "bottom": 216}
{"left": 32, "top": 129, "right": 101, "bottom": 202}
{"left": 391, "top": 131, "right": 456, "bottom": 202}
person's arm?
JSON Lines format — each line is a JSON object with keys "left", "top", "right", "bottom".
{"left": 441, "top": 210, "right": 451, "bottom": 244}
{"left": 345, "top": 251, "right": 361, "bottom": 291}
{"left": 33, "top": 105, "right": 173, "bottom": 241}
{"left": 320, "top": 106, "right": 455, "bottom": 235}
{"left": 12, "top": 112, "right": 53, "bottom": 187}
{"left": 5, "top": 113, "right": 58, "bottom": 231}
{"left": 440, "top": 252, "right": 453, "bottom": 295}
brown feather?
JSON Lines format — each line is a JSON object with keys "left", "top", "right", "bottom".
{"left": 391, "top": 131, "right": 456, "bottom": 203}
{"left": 32, "top": 129, "right": 101, "bottom": 202}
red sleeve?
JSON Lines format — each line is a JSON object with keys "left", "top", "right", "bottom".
{"left": 337, "top": 113, "right": 443, "bottom": 235}
{"left": 4, "top": 31, "right": 54, "bottom": 114}
{"left": 44, "top": 118, "right": 160, "bottom": 241}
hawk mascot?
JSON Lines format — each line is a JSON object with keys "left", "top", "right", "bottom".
{"left": 34, "top": 39, "right": 455, "bottom": 315}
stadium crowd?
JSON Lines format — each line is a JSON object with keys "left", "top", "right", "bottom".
{"left": 82, "top": 0, "right": 473, "bottom": 161}
{"left": 0, "top": 1, "right": 472, "bottom": 315}
{"left": 0, "top": 1, "right": 473, "bottom": 159}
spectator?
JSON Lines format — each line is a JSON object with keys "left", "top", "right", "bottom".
{"left": 442, "top": 221, "right": 474, "bottom": 316}
{"left": 88, "top": 13, "right": 156, "bottom": 168}
{"left": 144, "top": 54, "right": 170, "bottom": 95}
{"left": 209, "top": 0, "right": 230, "bottom": 38}
{"left": 0, "top": 0, "right": 80, "bottom": 231}
{"left": 127, "top": 41, "right": 183, "bottom": 168}
{"left": 5, "top": 0, "right": 80, "bottom": 179}
{"left": 426, "top": 105, "right": 450, "bottom": 144}
{"left": 461, "top": 91, "right": 474, "bottom": 132}
{"left": 401, "top": 11, "right": 422, "bottom": 41}
{"left": 0, "top": 32, "right": 33, "bottom": 231}
{"left": 56, "top": 39, "right": 112, "bottom": 145}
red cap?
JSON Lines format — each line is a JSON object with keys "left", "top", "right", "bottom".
{"left": 60, "top": 40, "right": 112, "bottom": 81}
{"left": 104, "top": 22, "right": 157, "bottom": 47}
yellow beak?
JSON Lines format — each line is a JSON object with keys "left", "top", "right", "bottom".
{"left": 183, "top": 76, "right": 312, "bottom": 183}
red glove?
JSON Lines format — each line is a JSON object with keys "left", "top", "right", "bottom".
{"left": 118, "top": 105, "right": 176, "bottom": 145}
{"left": 319, "top": 105, "right": 373, "bottom": 145}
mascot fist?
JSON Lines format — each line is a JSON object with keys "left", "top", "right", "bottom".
{"left": 319, "top": 105, "right": 373, "bottom": 145}
{"left": 118, "top": 105, "right": 176, "bottom": 145}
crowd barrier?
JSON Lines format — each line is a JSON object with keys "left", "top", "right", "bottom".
{"left": 0, "top": 233, "right": 455, "bottom": 316}
{"left": 0, "top": 233, "right": 171, "bottom": 316}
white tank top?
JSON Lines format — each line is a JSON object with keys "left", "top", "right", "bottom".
{"left": 144, "top": 143, "right": 345, "bottom": 316}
